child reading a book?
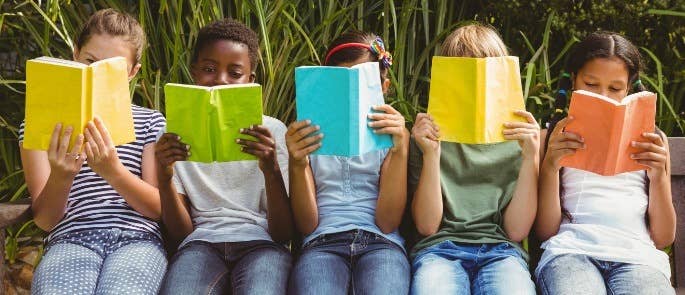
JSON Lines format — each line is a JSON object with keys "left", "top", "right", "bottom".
{"left": 287, "top": 31, "right": 410, "bottom": 294}
{"left": 535, "top": 31, "right": 675, "bottom": 294}
{"left": 20, "top": 9, "right": 167, "bottom": 294}
{"left": 155, "top": 19, "right": 293, "bottom": 295}
{"left": 408, "top": 24, "right": 538, "bottom": 295}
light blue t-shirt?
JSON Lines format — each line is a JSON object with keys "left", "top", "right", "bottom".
{"left": 304, "top": 148, "right": 405, "bottom": 249}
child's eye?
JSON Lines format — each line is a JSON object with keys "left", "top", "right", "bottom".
{"left": 585, "top": 83, "right": 598, "bottom": 87}
{"left": 203, "top": 67, "right": 216, "bottom": 73}
{"left": 230, "top": 72, "right": 243, "bottom": 78}
{"left": 85, "top": 59, "right": 95, "bottom": 64}
{"left": 609, "top": 87, "right": 622, "bottom": 92}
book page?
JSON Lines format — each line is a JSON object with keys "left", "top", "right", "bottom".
{"left": 165, "top": 83, "right": 214, "bottom": 162}
{"left": 484, "top": 56, "right": 526, "bottom": 143}
{"left": 428, "top": 56, "right": 480, "bottom": 143}
{"left": 295, "top": 66, "right": 352, "bottom": 156}
{"left": 90, "top": 57, "right": 135, "bottom": 146}
{"left": 355, "top": 62, "right": 393, "bottom": 155}
{"left": 213, "top": 85, "right": 263, "bottom": 162}
{"left": 615, "top": 93, "right": 657, "bottom": 173}
{"left": 23, "top": 59, "right": 87, "bottom": 150}
{"left": 33, "top": 56, "right": 86, "bottom": 68}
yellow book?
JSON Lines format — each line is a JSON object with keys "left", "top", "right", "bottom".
{"left": 23, "top": 56, "right": 135, "bottom": 150}
{"left": 427, "top": 56, "right": 526, "bottom": 144}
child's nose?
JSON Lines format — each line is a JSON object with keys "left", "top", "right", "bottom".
{"left": 214, "top": 71, "right": 230, "bottom": 85}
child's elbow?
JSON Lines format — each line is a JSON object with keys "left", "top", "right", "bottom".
{"left": 653, "top": 233, "right": 675, "bottom": 250}
{"left": 506, "top": 229, "right": 530, "bottom": 243}
{"left": 416, "top": 222, "right": 439, "bottom": 237}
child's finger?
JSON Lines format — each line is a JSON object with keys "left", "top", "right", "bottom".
{"left": 369, "top": 119, "right": 402, "bottom": 129}
{"left": 241, "top": 127, "right": 275, "bottom": 146}
{"left": 372, "top": 104, "right": 400, "bottom": 115}
{"left": 86, "top": 121, "right": 107, "bottom": 152}
{"left": 514, "top": 110, "right": 537, "bottom": 124}
{"left": 551, "top": 141, "right": 585, "bottom": 150}
{"left": 93, "top": 117, "right": 113, "bottom": 147}
{"left": 631, "top": 152, "right": 666, "bottom": 162}
{"left": 70, "top": 134, "right": 84, "bottom": 155}
{"left": 248, "top": 125, "right": 274, "bottom": 139}
{"left": 84, "top": 128, "right": 101, "bottom": 157}
{"left": 557, "top": 131, "right": 583, "bottom": 143}
{"left": 502, "top": 128, "right": 538, "bottom": 135}
{"left": 287, "top": 120, "right": 312, "bottom": 136}
{"left": 368, "top": 113, "right": 402, "bottom": 121}
{"left": 373, "top": 126, "right": 401, "bottom": 135}
{"left": 295, "top": 133, "right": 324, "bottom": 150}
{"left": 237, "top": 138, "right": 271, "bottom": 152}
{"left": 58, "top": 126, "right": 74, "bottom": 156}
{"left": 552, "top": 116, "right": 573, "bottom": 134}
{"left": 632, "top": 141, "right": 666, "bottom": 155}
{"left": 84, "top": 142, "right": 94, "bottom": 161}
{"left": 503, "top": 122, "right": 538, "bottom": 130}
{"left": 642, "top": 132, "right": 664, "bottom": 147}
{"left": 292, "top": 125, "right": 320, "bottom": 142}
{"left": 48, "top": 123, "right": 63, "bottom": 158}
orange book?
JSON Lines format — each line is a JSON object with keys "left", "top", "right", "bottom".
{"left": 560, "top": 90, "right": 657, "bottom": 176}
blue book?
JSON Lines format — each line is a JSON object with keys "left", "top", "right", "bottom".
{"left": 295, "top": 62, "right": 393, "bottom": 156}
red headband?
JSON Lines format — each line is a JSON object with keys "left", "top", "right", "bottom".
{"left": 324, "top": 43, "right": 371, "bottom": 65}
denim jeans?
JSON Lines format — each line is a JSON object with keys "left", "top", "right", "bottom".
{"left": 289, "top": 229, "right": 410, "bottom": 295}
{"left": 536, "top": 254, "right": 674, "bottom": 295}
{"left": 159, "top": 240, "right": 292, "bottom": 295}
{"left": 411, "top": 240, "right": 535, "bottom": 295}
{"left": 32, "top": 228, "right": 167, "bottom": 295}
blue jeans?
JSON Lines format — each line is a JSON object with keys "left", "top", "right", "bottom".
{"left": 160, "top": 240, "right": 292, "bottom": 295}
{"left": 411, "top": 240, "right": 535, "bottom": 295}
{"left": 32, "top": 228, "right": 167, "bottom": 295}
{"left": 289, "top": 229, "right": 410, "bottom": 295}
{"left": 537, "top": 254, "right": 674, "bottom": 295}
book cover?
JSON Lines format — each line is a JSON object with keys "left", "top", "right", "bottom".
{"left": 295, "top": 61, "right": 393, "bottom": 156}
{"left": 428, "top": 56, "right": 526, "bottom": 144}
{"left": 164, "top": 83, "right": 263, "bottom": 163}
{"left": 23, "top": 56, "right": 134, "bottom": 150}
{"left": 560, "top": 90, "right": 657, "bottom": 176}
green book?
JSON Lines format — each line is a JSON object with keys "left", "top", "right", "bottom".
{"left": 164, "top": 83, "right": 263, "bottom": 163}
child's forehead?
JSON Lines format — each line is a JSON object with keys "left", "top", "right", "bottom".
{"left": 200, "top": 39, "right": 250, "bottom": 56}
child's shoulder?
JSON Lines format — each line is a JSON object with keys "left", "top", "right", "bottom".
{"left": 131, "top": 104, "right": 164, "bottom": 118}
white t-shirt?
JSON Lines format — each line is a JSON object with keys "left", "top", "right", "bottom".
{"left": 536, "top": 167, "right": 671, "bottom": 280}
{"left": 167, "top": 116, "right": 289, "bottom": 248}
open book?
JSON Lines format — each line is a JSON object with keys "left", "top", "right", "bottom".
{"left": 23, "top": 56, "right": 134, "bottom": 150}
{"left": 295, "top": 61, "right": 393, "bottom": 156}
{"left": 164, "top": 83, "right": 263, "bottom": 163}
{"left": 427, "top": 56, "right": 526, "bottom": 144}
{"left": 560, "top": 90, "right": 657, "bottom": 176}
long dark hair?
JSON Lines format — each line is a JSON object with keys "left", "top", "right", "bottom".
{"left": 545, "top": 31, "right": 646, "bottom": 221}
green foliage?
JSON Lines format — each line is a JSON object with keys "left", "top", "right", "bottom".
{"left": 0, "top": 0, "right": 683, "bottom": 265}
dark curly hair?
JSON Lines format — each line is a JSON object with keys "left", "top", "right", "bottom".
{"left": 192, "top": 18, "right": 260, "bottom": 71}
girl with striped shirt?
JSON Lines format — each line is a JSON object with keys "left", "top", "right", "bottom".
{"left": 20, "top": 9, "right": 167, "bottom": 295}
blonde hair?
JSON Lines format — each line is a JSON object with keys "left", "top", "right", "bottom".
{"left": 440, "top": 23, "right": 509, "bottom": 57}
{"left": 75, "top": 9, "right": 146, "bottom": 63}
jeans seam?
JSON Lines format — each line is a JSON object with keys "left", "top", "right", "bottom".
{"left": 205, "top": 269, "right": 229, "bottom": 295}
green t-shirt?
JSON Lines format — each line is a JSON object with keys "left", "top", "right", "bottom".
{"left": 407, "top": 139, "right": 527, "bottom": 259}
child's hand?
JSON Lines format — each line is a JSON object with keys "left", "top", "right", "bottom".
{"left": 503, "top": 110, "right": 540, "bottom": 159}
{"left": 83, "top": 117, "right": 124, "bottom": 179}
{"left": 285, "top": 120, "right": 322, "bottom": 168}
{"left": 368, "top": 104, "right": 408, "bottom": 152}
{"left": 542, "top": 116, "right": 585, "bottom": 170}
{"left": 47, "top": 123, "right": 86, "bottom": 179}
{"left": 631, "top": 132, "right": 669, "bottom": 180}
{"left": 411, "top": 113, "right": 440, "bottom": 156}
{"left": 237, "top": 125, "right": 280, "bottom": 173}
{"left": 155, "top": 133, "right": 189, "bottom": 182}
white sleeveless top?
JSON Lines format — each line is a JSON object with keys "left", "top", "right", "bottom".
{"left": 535, "top": 167, "right": 671, "bottom": 279}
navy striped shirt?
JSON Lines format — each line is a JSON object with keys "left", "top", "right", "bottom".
{"left": 19, "top": 105, "right": 166, "bottom": 242}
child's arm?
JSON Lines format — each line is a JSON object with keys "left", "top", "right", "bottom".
{"left": 501, "top": 110, "right": 540, "bottom": 242}
{"left": 84, "top": 117, "right": 162, "bottom": 220}
{"left": 535, "top": 117, "right": 584, "bottom": 241}
{"left": 21, "top": 124, "right": 86, "bottom": 231}
{"left": 238, "top": 125, "right": 294, "bottom": 243}
{"left": 633, "top": 131, "right": 676, "bottom": 249}
{"left": 410, "top": 113, "right": 443, "bottom": 236}
{"left": 155, "top": 133, "right": 194, "bottom": 243}
{"left": 286, "top": 120, "right": 322, "bottom": 235}
{"left": 369, "top": 105, "right": 409, "bottom": 233}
